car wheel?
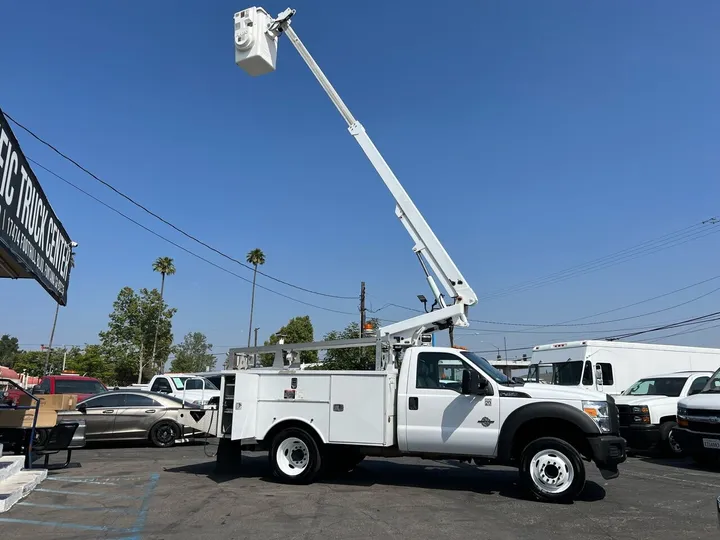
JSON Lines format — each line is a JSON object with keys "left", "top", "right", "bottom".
{"left": 270, "top": 427, "right": 322, "bottom": 484}
{"left": 150, "top": 420, "right": 179, "bottom": 448}
{"left": 519, "top": 437, "right": 586, "bottom": 503}
{"left": 659, "top": 421, "right": 683, "bottom": 457}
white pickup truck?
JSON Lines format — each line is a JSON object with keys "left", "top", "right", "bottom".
{"left": 615, "top": 370, "right": 712, "bottom": 456}
{"left": 181, "top": 347, "right": 627, "bottom": 503}
{"left": 135, "top": 373, "right": 221, "bottom": 408}
{"left": 675, "top": 366, "right": 720, "bottom": 466}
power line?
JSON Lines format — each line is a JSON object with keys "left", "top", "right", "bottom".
{"left": 376, "top": 278, "right": 720, "bottom": 330}
{"left": 5, "top": 111, "right": 356, "bottom": 300}
{"left": 477, "top": 219, "right": 720, "bottom": 302}
{"left": 29, "top": 158, "right": 356, "bottom": 316}
{"left": 605, "top": 311, "right": 720, "bottom": 341}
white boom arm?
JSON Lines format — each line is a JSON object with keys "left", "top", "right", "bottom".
{"left": 234, "top": 7, "right": 477, "bottom": 342}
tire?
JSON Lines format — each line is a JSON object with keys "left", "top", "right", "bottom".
{"left": 149, "top": 420, "right": 179, "bottom": 448}
{"left": 659, "top": 421, "right": 684, "bottom": 457}
{"left": 270, "top": 427, "right": 322, "bottom": 484}
{"left": 519, "top": 437, "right": 586, "bottom": 503}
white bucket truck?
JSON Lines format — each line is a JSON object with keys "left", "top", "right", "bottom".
{"left": 527, "top": 340, "right": 720, "bottom": 395}
{"left": 177, "top": 6, "right": 628, "bottom": 503}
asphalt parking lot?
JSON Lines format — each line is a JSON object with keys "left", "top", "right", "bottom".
{"left": 0, "top": 443, "right": 718, "bottom": 540}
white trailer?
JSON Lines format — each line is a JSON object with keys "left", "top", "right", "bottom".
{"left": 527, "top": 340, "right": 720, "bottom": 395}
{"left": 177, "top": 6, "right": 628, "bottom": 503}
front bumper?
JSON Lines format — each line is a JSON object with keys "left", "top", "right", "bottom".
{"left": 588, "top": 435, "right": 627, "bottom": 480}
{"left": 673, "top": 427, "right": 720, "bottom": 455}
{"left": 619, "top": 424, "right": 661, "bottom": 451}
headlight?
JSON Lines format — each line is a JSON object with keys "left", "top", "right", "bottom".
{"left": 582, "top": 400, "right": 612, "bottom": 433}
{"left": 678, "top": 406, "right": 688, "bottom": 417}
{"left": 632, "top": 406, "right": 649, "bottom": 414}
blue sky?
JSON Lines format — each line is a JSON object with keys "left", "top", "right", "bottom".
{"left": 1, "top": 1, "right": 719, "bottom": 366}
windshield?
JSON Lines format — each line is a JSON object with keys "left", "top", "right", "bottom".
{"left": 55, "top": 379, "right": 107, "bottom": 394}
{"left": 624, "top": 377, "right": 687, "bottom": 397}
{"left": 171, "top": 377, "right": 219, "bottom": 391}
{"left": 460, "top": 351, "right": 513, "bottom": 385}
{"left": 701, "top": 367, "right": 720, "bottom": 393}
{"left": 528, "top": 361, "right": 584, "bottom": 386}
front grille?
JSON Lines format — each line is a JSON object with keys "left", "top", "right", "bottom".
{"left": 687, "top": 408, "right": 720, "bottom": 417}
{"left": 617, "top": 404, "right": 633, "bottom": 427}
{"left": 687, "top": 420, "right": 720, "bottom": 434}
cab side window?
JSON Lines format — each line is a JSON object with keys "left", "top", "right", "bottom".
{"left": 597, "top": 363, "right": 614, "bottom": 385}
{"left": 416, "top": 352, "right": 484, "bottom": 393}
{"left": 39, "top": 378, "right": 51, "bottom": 393}
{"left": 582, "top": 361, "right": 593, "bottom": 386}
{"left": 151, "top": 377, "right": 172, "bottom": 394}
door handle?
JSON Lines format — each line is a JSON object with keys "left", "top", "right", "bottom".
{"left": 102, "top": 410, "right": 114, "bottom": 414}
{"left": 145, "top": 410, "right": 156, "bottom": 413}
{"left": 409, "top": 397, "right": 419, "bottom": 410}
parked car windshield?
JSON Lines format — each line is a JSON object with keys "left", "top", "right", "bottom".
{"left": 55, "top": 379, "right": 107, "bottom": 394}
{"left": 460, "top": 351, "right": 514, "bottom": 385}
{"left": 624, "top": 377, "right": 687, "bottom": 397}
{"left": 171, "top": 377, "right": 219, "bottom": 390}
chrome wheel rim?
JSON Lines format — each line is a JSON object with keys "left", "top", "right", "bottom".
{"left": 529, "top": 449, "right": 575, "bottom": 494}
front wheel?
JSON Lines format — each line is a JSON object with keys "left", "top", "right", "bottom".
{"left": 270, "top": 427, "right": 322, "bottom": 484}
{"left": 659, "top": 421, "right": 684, "bottom": 457}
{"left": 519, "top": 437, "right": 586, "bottom": 503}
{"left": 149, "top": 421, "right": 179, "bottom": 448}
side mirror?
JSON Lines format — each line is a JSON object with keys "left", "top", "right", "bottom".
{"left": 31, "top": 385, "right": 44, "bottom": 395}
{"left": 462, "top": 370, "right": 488, "bottom": 395}
{"left": 77, "top": 403, "right": 87, "bottom": 413}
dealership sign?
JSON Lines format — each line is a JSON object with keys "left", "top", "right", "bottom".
{"left": 0, "top": 108, "right": 73, "bottom": 305}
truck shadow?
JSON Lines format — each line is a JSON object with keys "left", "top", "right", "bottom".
{"left": 164, "top": 455, "right": 606, "bottom": 503}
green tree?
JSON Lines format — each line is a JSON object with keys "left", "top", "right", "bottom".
{"left": 246, "top": 248, "right": 265, "bottom": 347}
{"left": 150, "top": 257, "right": 176, "bottom": 374}
{"left": 13, "top": 351, "right": 51, "bottom": 378}
{"left": 170, "top": 332, "right": 216, "bottom": 373}
{"left": 64, "top": 345, "right": 114, "bottom": 382}
{"left": 312, "top": 318, "right": 381, "bottom": 371}
{"left": 99, "top": 286, "right": 176, "bottom": 386}
{"left": 260, "top": 315, "right": 317, "bottom": 367}
{"left": 0, "top": 335, "right": 19, "bottom": 367}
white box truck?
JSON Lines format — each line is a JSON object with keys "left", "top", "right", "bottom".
{"left": 526, "top": 340, "right": 720, "bottom": 395}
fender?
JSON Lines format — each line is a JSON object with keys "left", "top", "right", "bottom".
{"left": 258, "top": 416, "right": 328, "bottom": 445}
{"left": 497, "top": 401, "right": 599, "bottom": 458}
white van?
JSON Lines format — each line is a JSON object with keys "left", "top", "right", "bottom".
{"left": 526, "top": 340, "right": 720, "bottom": 395}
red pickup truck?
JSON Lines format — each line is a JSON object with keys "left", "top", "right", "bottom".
{"left": 31, "top": 375, "right": 108, "bottom": 402}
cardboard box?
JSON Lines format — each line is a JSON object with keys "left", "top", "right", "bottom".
{"left": 0, "top": 409, "right": 57, "bottom": 428}
{"left": 17, "top": 394, "right": 78, "bottom": 411}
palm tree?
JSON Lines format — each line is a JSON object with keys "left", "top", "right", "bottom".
{"left": 150, "top": 256, "right": 176, "bottom": 375}
{"left": 246, "top": 249, "right": 265, "bottom": 347}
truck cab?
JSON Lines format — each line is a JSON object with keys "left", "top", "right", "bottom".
{"left": 615, "top": 371, "right": 712, "bottom": 456}
{"left": 147, "top": 373, "right": 221, "bottom": 407}
{"left": 33, "top": 374, "right": 107, "bottom": 402}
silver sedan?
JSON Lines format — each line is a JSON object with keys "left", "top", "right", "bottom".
{"left": 59, "top": 390, "right": 201, "bottom": 448}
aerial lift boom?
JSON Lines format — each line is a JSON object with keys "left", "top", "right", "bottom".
{"left": 233, "top": 7, "right": 477, "bottom": 356}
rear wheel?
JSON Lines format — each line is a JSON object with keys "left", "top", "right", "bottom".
{"left": 519, "top": 437, "right": 586, "bottom": 503}
{"left": 270, "top": 427, "right": 322, "bottom": 484}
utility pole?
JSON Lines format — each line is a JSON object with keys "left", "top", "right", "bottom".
{"left": 253, "top": 327, "right": 259, "bottom": 367}
{"left": 359, "top": 281, "right": 366, "bottom": 337}
{"left": 43, "top": 302, "right": 60, "bottom": 375}
{"left": 504, "top": 336, "right": 508, "bottom": 362}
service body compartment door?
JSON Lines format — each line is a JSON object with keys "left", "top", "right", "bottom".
{"left": 329, "top": 374, "right": 386, "bottom": 445}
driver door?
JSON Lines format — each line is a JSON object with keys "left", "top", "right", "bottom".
{"left": 404, "top": 351, "right": 499, "bottom": 456}
{"left": 78, "top": 393, "right": 127, "bottom": 440}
